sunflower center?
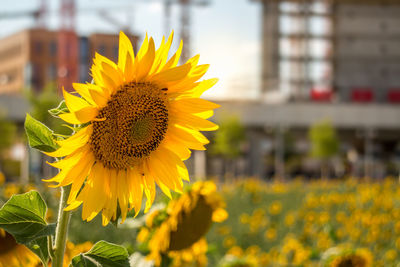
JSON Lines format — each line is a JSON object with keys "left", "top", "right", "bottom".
{"left": 90, "top": 82, "right": 168, "bottom": 169}
{"left": 168, "top": 195, "right": 213, "bottom": 251}
{"left": 131, "top": 115, "right": 155, "bottom": 144}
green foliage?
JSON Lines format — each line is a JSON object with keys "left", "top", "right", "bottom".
{"left": 211, "top": 116, "right": 246, "bottom": 159}
{"left": 309, "top": 120, "right": 339, "bottom": 159}
{"left": 48, "top": 100, "right": 69, "bottom": 117}
{"left": 71, "top": 240, "right": 130, "bottom": 267}
{"left": 25, "top": 114, "right": 59, "bottom": 153}
{"left": 0, "top": 115, "right": 17, "bottom": 153}
{"left": 0, "top": 191, "right": 55, "bottom": 264}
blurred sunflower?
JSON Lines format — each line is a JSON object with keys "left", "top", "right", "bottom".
{"left": 139, "top": 181, "right": 227, "bottom": 266}
{"left": 0, "top": 229, "right": 40, "bottom": 267}
{"left": 0, "top": 172, "right": 4, "bottom": 186}
{"left": 58, "top": 241, "right": 92, "bottom": 267}
{"left": 44, "top": 31, "right": 219, "bottom": 225}
{"left": 322, "top": 246, "right": 373, "bottom": 267}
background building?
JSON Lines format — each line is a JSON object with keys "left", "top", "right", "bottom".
{"left": 209, "top": 0, "right": 400, "bottom": 179}
{"left": 0, "top": 28, "right": 138, "bottom": 94}
{"left": 256, "top": 0, "right": 400, "bottom": 103}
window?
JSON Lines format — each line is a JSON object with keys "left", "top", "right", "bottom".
{"left": 113, "top": 45, "right": 119, "bottom": 61}
{"left": 98, "top": 44, "right": 106, "bottom": 55}
{"left": 34, "top": 41, "right": 43, "bottom": 54}
{"left": 49, "top": 41, "right": 57, "bottom": 56}
{"left": 47, "top": 63, "right": 57, "bottom": 81}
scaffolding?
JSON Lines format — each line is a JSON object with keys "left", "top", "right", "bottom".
{"left": 254, "top": 0, "right": 400, "bottom": 103}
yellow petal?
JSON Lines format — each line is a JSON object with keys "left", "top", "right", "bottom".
{"left": 117, "top": 170, "right": 129, "bottom": 223}
{"left": 168, "top": 125, "right": 209, "bottom": 150}
{"left": 46, "top": 144, "right": 88, "bottom": 170}
{"left": 118, "top": 31, "right": 135, "bottom": 70}
{"left": 158, "top": 147, "right": 189, "bottom": 182}
{"left": 151, "top": 64, "right": 191, "bottom": 86}
{"left": 89, "top": 89, "right": 108, "bottom": 108}
{"left": 72, "top": 83, "right": 96, "bottom": 106}
{"left": 162, "top": 40, "right": 182, "bottom": 71}
{"left": 148, "top": 151, "right": 180, "bottom": 193}
{"left": 127, "top": 168, "right": 144, "bottom": 216}
{"left": 180, "top": 78, "right": 219, "bottom": 98}
{"left": 74, "top": 106, "right": 99, "bottom": 123}
{"left": 136, "top": 37, "right": 155, "bottom": 81}
{"left": 56, "top": 124, "right": 92, "bottom": 149}
{"left": 142, "top": 169, "right": 156, "bottom": 213}
{"left": 175, "top": 113, "right": 219, "bottom": 131}
{"left": 45, "top": 128, "right": 91, "bottom": 158}
{"left": 136, "top": 33, "right": 149, "bottom": 61}
{"left": 162, "top": 137, "right": 191, "bottom": 160}
{"left": 171, "top": 98, "right": 220, "bottom": 114}
{"left": 152, "top": 31, "right": 174, "bottom": 73}
{"left": 63, "top": 88, "right": 91, "bottom": 113}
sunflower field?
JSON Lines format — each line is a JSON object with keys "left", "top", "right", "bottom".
{"left": 1, "top": 177, "right": 400, "bottom": 266}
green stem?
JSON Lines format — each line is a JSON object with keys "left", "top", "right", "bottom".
{"left": 47, "top": 235, "right": 55, "bottom": 261}
{"left": 52, "top": 185, "right": 72, "bottom": 267}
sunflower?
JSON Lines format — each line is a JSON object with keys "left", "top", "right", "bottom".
{"left": 138, "top": 181, "right": 227, "bottom": 266}
{"left": 0, "top": 229, "right": 40, "bottom": 267}
{"left": 322, "top": 246, "right": 373, "bottom": 267}
{"left": 330, "top": 254, "right": 369, "bottom": 267}
{"left": 44, "top": 31, "right": 219, "bottom": 225}
{"left": 58, "top": 241, "right": 92, "bottom": 267}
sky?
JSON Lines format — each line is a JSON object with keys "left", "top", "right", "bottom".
{"left": 0, "top": 0, "right": 262, "bottom": 100}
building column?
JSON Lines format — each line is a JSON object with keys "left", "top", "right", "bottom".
{"left": 274, "top": 125, "right": 285, "bottom": 179}
{"left": 364, "top": 128, "right": 374, "bottom": 178}
{"left": 193, "top": 150, "right": 206, "bottom": 180}
{"left": 261, "top": 0, "right": 280, "bottom": 93}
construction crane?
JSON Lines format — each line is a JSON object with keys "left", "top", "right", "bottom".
{"left": 97, "top": 8, "right": 134, "bottom": 35}
{"left": 163, "top": 0, "right": 210, "bottom": 62}
{"left": 0, "top": 0, "right": 47, "bottom": 28}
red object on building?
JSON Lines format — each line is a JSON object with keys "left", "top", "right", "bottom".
{"left": 388, "top": 89, "right": 400, "bottom": 103}
{"left": 351, "top": 88, "right": 374, "bottom": 103}
{"left": 310, "top": 88, "right": 332, "bottom": 102}
{"left": 57, "top": 0, "right": 78, "bottom": 93}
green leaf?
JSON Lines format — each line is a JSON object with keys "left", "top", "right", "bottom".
{"left": 48, "top": 100, "right": 69, "bottom": 117}
{"left": 25, "top": 113, "right": 59, "bottom": 152}
{"left": 71, "top": 241, "right": 130, "bottom": 267}
{"left": 0, "top": 191, "right": 55, "bottom": 264}
{"left": 27, "top": 236, "right": 51, "bottom": 265}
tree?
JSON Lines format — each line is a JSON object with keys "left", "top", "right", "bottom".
{"left": 309, "top": 119, "right": 339, "bottom": 179}
{"left": 0, "top": 116, "right": 17, "bottom": 153}
{"left": 210, "top": 115, "right": 246, "bottom": 178}
{"left": 27, "top": 83, "right": 71, "bottom": 136}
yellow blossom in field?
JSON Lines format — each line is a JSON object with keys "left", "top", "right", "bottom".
{"left": 268, "top": 201, "right": 282, "bottom": 215}
{"left": 4, "top": 183, "right": 19, "bottom": 198}
{"left": 137, "top": 228, "right": 150, "bottom": 243}
{"left": 0, "top": 172, "right": 5, "bottom": 186}
{"left": 239, "top": 213, "right": 250, "bottom": 225}
{"left": 217, "top": 225, "right": 231, "bottom": 236}
{"left": 227, "top": 246, "right": 243, "bottom": 257}
{"left": 284, "top": 212, "right": 296, "bottom": 227}
{"left": 385, "top": 249, "right": 397, "bottom": 261}
{"left": 319, "top": 211, "right": 330, "bottom": 224}
{"left": 0, "top": 229, "right": 40, "bottom": 267}
{"left": 264, "top": 228, "right": 277, "bottom": 241}
{"left": 223, "top": 236, "right": 236, "bottom": 248}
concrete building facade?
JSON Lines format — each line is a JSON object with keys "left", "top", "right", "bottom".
{"left": 218, "top": 0, "right": 400, "bottom": 179}
{"left": 254, "top": 0, "right": 400, "bottom": 103}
